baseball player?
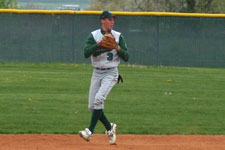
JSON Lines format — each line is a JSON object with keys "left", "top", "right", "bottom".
{"left": 78, "top": 11, "right": 129, "bottom": 145}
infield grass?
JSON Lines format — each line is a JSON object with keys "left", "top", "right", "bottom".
{"left": 0, "top": 63, "right": 225, "bottom": 134}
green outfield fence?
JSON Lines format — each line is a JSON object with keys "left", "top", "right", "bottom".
{"left": 0, "top": 10, "right": 225, "bottom": 67}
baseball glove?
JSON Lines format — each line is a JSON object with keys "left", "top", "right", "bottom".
{"left": 98, "top": 33, "right": 119, "bottom": 50}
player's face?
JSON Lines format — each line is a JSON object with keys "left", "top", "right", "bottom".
{"left": 101, "top": 18, "right": 115, "bottom": 31}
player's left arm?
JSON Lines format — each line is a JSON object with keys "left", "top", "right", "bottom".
{"left": 117, "top": 34, "right": 129, "bottom": 62}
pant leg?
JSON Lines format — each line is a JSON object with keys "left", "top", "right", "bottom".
{"left": 88, "top": 71, "right": 101, "bottom": 112}
{"left": 93, "top": 68, "right": 118, "bottom": 110}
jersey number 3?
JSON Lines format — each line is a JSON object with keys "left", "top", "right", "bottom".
{"left": 107, "top": 52, "right": 113, "bottom": 61}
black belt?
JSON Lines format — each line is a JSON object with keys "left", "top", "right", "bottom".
{"left": 95, "top": 67, "right": 112, "bottom": 70}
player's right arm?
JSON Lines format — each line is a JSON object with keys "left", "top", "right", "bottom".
{"left": 84, "top": 34, "right": 100, "bottom": 58}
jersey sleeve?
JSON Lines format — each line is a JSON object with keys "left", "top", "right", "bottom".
{"left": 117, "top": 34, "right": 129, "bottom": 62}
{"left": 84, "top": 33, "right": 101, "bottom": 58}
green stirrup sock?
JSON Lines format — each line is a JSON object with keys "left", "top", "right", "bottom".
{"left": 88, "top": 109, "right": 103, "bottom": 133}
{"left": 99, "top": 111, "right": 111, "bottom": 131}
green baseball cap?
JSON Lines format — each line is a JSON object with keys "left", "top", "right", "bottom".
{"left": 100, "top": 11, "right": 117, "bottom": 20}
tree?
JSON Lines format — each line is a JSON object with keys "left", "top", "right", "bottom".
{"left": 179, "top": 0, "right": 221, "bottom": 13}
{"left": 0, "top": 0, "right": 18, "bottom": 8}
{"left": 87, "top": 0, "right": 225, "bottom": 13}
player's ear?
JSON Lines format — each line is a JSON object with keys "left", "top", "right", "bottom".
{"left": 100, "top": 19, "right": 105, "bottom": 24}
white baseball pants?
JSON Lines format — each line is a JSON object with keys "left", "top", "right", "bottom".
{"left": 88, "top": 67, "right": 118, "bottom": 111}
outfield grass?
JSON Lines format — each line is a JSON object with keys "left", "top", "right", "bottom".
{"left": 0, "top": 63, "right": 225, "bottom": 134}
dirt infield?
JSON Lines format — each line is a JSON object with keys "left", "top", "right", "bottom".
{"left": 0, "top": 134, "right": 225, "bottom": 150}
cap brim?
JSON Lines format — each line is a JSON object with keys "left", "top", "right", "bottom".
{"left": 112, "top": 15, "right": 118, "bottom": 19}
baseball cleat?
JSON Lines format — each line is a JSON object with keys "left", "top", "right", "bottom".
{"left": 79, "top": 128, "right": 92, "bottom": 141}
{"left": 106, "top": 123, "right": 117, "bottom": 145}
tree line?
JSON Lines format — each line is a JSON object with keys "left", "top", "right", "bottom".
{"left": 88, "top": 0, "right": 225, "bottom": 13}
{"left": 0, "top": 0, "right": 17, "bottom": 8}
{"left": 0, "top": 0, "right": 90, "bottom": 9}
{"left": 18, "top": 0, "right": 89, "bottom": 2}
{"left": 1, "top": 0, "right": 224, "bottom": 13}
